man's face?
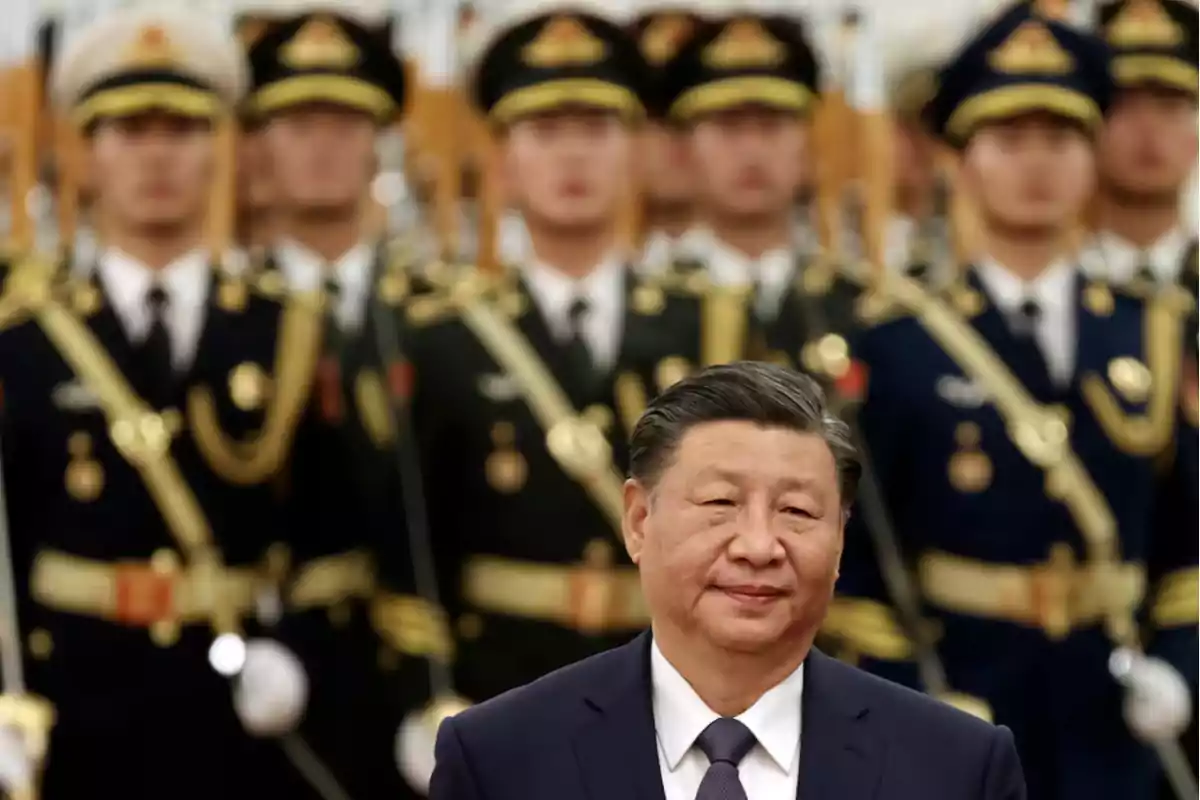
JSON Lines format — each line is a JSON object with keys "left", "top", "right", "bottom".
{"left": 690, "top": 106, "right": 808, "bottom": 220}
{"left": 639, "top": 120, "right": 694, "bottom": 208}
{"left": 623, "top": 421, "right": 844, "bottom": 654}
{"left": 1098, "top": 86, "right": 1198, "bottom": 202}
{"left": 89, "top": 112, "right": 214, "bottom": 231}
{"left": 503, "top": 108, "right": 631, "bottom": 231}
{"left": 963, "top": 113, "right": 1095, "bottom": 234}
{"left": 264, "top": 103, "right": 378, "bottom": 212}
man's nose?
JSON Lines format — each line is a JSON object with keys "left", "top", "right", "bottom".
{"left": 726, "top": 508, "right": 785, "bottom": 567}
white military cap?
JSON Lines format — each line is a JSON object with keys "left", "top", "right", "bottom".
{"left": 51, "top": 8, "right": 247, "bottom": 129}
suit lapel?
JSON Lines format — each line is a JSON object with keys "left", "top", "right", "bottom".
{"left": 573, "top": 632, "right": 666, "bottom": 800}
{"left": 797, "top": 650, "right": 884, "bottom": 800}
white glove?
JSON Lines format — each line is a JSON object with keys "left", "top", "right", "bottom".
{"left": 233, "top": 639, "right": 310, "bottom": 737}
{"left": 0, "top": 725, "right": 33, "bottom": 794}
{"left": 396, "top": 697, "right": 472, "bottom": 793}
{"left": 1112, "top": 649, "right": 1193, "bottom": 743}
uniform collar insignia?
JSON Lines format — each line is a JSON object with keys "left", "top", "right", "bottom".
{"left": 281, "top": 16, "right": 360, "bottom": 70}
{"left": 1105, "top": 0, "right": 1182, "bottom": 48}
{"left": 988, "top": 20, "right": 1074, "bottom": 75}
{"left": 703, "top": 18, "right": 786, "bottom": 70}
{"left": 121, "top": 24, "right": 182, "bottom": 70}
{"left": 522, "top": 16, "right": 607, "bottom": 68}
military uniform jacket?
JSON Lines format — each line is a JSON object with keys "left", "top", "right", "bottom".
{"left": 405, "top": 266, "right": 734, "bottom": 702}
{"left": 826, "top": 266, "right": 1195, "bottom": 800}
{"left": 0, "top": 256, "right": 312, "bottom": 800}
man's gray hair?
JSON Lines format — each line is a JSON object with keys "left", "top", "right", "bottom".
{"left": 629, "top": 361, "right": 861, "bottom": 509}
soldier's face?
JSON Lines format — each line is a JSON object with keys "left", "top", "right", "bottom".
{"left": 690, "top": 107, "right": 808, "bottom": 219}
{"left": 89, "top": 113, "right": 214, "bottom": 230}
{"left": 963, "top": 114, "right": 1095, "bottom": 233}
{"left": 264, "top": 105, "right": 377, "bottom": 212}
{"left": 623, "top": 421, "right": 843, "bottom": 657}
{"left": 638, "top": 121, "right": 695, "bottom": 208}
{"left": 1098, "top": 87, "right": 1198, "bottom": 201}
{"left": 503, "top": 109, "right": 631, "bottom": 230}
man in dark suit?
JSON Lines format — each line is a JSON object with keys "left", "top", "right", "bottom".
{"left": 429, "top": 361, "right": 1026, "bottom": 800}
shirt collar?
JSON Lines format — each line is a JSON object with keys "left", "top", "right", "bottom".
{"left": 650, "top": 640, "right": 804, "bottom": 774}
{"left": 697, "top": 230, "right": 793, "bottom": 288}
{"left": 976, "top": 257, "right": 1075, "bottom": 315}
{"left": 1092, "top": 227, "right": 1191, "bottom": 283}
{"left": 276, "top": 238, "right": 376, "bottom": 292}
{"left": 519, "top": 253, "right": 625, "bottom": 314}
{"left": 99, "top": 246, "right": 209, "bottom": 310}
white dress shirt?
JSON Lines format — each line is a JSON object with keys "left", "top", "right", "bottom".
{"left": 520, "top": 255, "right": 625, "bottom": 371}
{"left": 1084, "top": 227, "right": 1193, "bottom": 286}
{"left": 276, "top": 239, "right": 375, "bottom": 332}
{"left": 976, "top": 258, "right": 1077, "bottom": 386}
{"left": 638, "top": 230, "right": 678, "bottom": 276}
{"left": 651, "top": 641, "right": 804, "bottom": 800}
{"left": 98, "top": 247, "right": 210, "bottom": 371}
{"left": 691, "top": 229, "right": 795, "bottom": 320}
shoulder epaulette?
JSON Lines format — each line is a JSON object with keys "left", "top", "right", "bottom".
{"left": 405, "top": 267, "right": 505, "bottom": 328}
{"left": 0, "top": 253, "right": 57, "bottom": 330}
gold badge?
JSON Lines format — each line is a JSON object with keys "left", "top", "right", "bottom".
{"left": 121, "top": 24, "right": 181, "bottom": 70}
{"left": 641, "top": 14, "right": 695, "bottom": 65}
{"left": 522, "top": 16, "right": 608, "bottom": 68}
{"left": 1105, "top": 0, "right": 1182, "bottom": 48}
{"left": 703, "top": 18, "right": 786, "bottom": 70}
{"left": 65, "top": 432, "right": 104, "bottom": 502}
{"left": 485, "top": 422, "right": 528, "bottom": 494}
{"left": 71, "top": 283, "right": 101, "bottom": 316}
{"left": 655, "top": 356, "right": 691, "bottom": 392}
{"left": 378, "top": 273, "right": 410, "bottom": 306}
{"left": 802, "top": 334, "right": 850, "bottom": 380}
{"left": 948, "top": 422, "right": 992, "bottom": 493}
{"left": 1083, "top": 283, "right": 1114, "bottom": 317}
{"left": 1107, "top": 356, "right": 1152, "bottom": 403}
{"left": 632, "top": 284, "right": 665, "bottom": 315}
{"left": 281, "top": 16, "right": 361, "bottom": 70}
{"left": 218, "top": 280, "right": 247, "bottom": 313}
{"left": 989, "top": 20, "right": 1074, "bottom": 75}
{"left": 356, "top": 370, "right": 397, "bottom": 448}
{"left": 229, "top": 362, "right": 270, "bottom": 412}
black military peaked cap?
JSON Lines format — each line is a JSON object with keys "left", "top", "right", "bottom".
{"left": 471, "top": 9, "right": 650, "bottom": 125}
{"left": 659, "top": 13, "right": 821, "bottom": 122}
{"left": 248, "top": 12, "right": 406, "bottom": 123}
{"left": 1098, "top": 0, "right": 1198, "bottom": 95}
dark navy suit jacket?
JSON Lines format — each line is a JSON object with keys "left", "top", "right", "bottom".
{"left": 429, "top": 632, "right": 1026, "bottom": 800}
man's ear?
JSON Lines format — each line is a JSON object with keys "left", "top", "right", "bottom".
{"left": 622, "top": 478, "right": 650, "bottom": 565}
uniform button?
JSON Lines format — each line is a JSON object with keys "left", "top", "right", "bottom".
{"left": 28, "top": 629, "right": 53, "bottom": 660}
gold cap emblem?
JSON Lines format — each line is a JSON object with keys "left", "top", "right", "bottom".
{"left": 988, "top": 20, "right": 1074, "bottom": 75}
{"left": 122, "top": 25, "right": 181, "bottom": 70}
{"left": 1106, "top": 0, "right": 1182, "bottom": 48}
{"left": 703, "top": 18, "right": 786, "bottom": 70}
{"left": 522, "top": 16, "right": 608, "bottom": 68}
{"left": 641, "top": 14, "right": 695, "bottom": 65}
{"left": 281, "top": 16, "right": 360, "bottom": 70}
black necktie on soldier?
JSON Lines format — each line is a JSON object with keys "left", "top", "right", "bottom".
{"left": 563, "top": 296, "right": 596, "bottom": 403}
{"left": 136, "top": 283, "right": 174, "bottom": 406}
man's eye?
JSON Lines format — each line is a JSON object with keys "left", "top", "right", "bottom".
{"left": 702, "top": 498, "right": 736, "bottom": 507}
{"left": 783, "top": 506, "right": 815, "bottom": 518}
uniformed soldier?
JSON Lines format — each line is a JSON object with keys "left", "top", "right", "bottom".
{"left": 0, "top": 8, "right": 317, "bottom": 799}
{"left": 234, "top": 15, "right": 284, "bottom": 252}
{"left": 824, "top": 5, "right": 1195, "bottom": 800}
{"left": 1088, "top": 0, "right": 1198, "bottom": 302}
{"left": 404, "top": 0, "right": 733, "bottom": 705}
{"left": 630, "top": 2, "right": 703, "bottom": 274}
{"left": 243, "top": 8, "right": 453, "bottom": 798}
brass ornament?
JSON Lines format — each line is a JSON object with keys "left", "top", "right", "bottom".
{"left": 703, "top": 18, "right": 786, "bottom": 70}
{"left": 988, "top": 20, "right": 1074, "bottom": 75}
{"left": 228, "top": 362, "right": 270, "bottom": 412}
{"left": 65, "top": 432, "right": 104, "bottom": 503}
{"left": 71, "top": 283, "right": 101, "bottom": 316}
{"left": 655, "top": 356, "right": 691, "bottom": 392}
{"left": 356, "top": 370, "right": 397, "bottom": 448}
{"left": 281, "top": 16, "right": 361, "bottom": 69}
{"left": 1107, "top": 356, "right": 1152, "bottom": 403}
{"left": 522, "top": 16, "right": 607, "bottom": 68}
{"left": 1083, "top": 283, "right": 1114, "bottom": 317}
{"left": 948, "top": 422, "right": 993, "bottom": 493}
{"left": 378, "top": 273, "right": 410, "bottom": 306}
{"left": 632, "top": 284, "right": 665, "bottom": 316}
{"left": 485, "top": 422, "right": 528, "bottom": 494}
{"left": 218, "top": 280, "right": 248, "bottom": 313}
{"left": 121, "top": 24, "right": 181, "bottom": 70}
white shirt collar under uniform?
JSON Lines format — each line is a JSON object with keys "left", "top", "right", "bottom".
{"left": 520, "top": 255, "right": 626, "bottom": 371}
{"left": 1085, "top": 227, "right": 1193, "bottom": 286}
{"left": 98, "top": 246, "right": 210, "bottom": 371}
{"left": 651, "top": 639, "right": 803, "bottom": 800}
{"left": 276, "top": 238, "right": 375, "bottom": 332}
{"left": 692, "top": 229, "right": 794, "bottom": 320}
{"left": 976, "top": 257, "right": 1078, "bottom": 386}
